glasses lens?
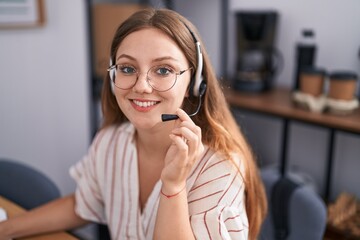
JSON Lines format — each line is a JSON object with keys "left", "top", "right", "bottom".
{"left": 147, "top": 66, "right": 177, "bottom": 92}
{"left": 113, "top": 65, "right": 178, "bottom": 91}
{"left": 114, "top": 65, "right": 137, "bottom": 90}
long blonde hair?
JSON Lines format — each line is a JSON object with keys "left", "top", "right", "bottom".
{"left": 101, "top": 8, "right": 267, "bottom": 239}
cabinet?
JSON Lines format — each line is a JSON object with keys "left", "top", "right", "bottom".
{"left": 224, "top": 87, "right": 360, "bottom": 201}
{"left": 224, "top": 87, "right": 360, "bottom": 239}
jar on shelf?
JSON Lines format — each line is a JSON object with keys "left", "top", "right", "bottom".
{"left": 328, "top": 71, "right": 358, "bottom": 101}
{"left": 299, "top": 66, "right": 326, "bottom": 97}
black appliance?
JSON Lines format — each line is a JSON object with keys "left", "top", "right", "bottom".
{"left": 233, "top": 11, "right": 282, "bottom": 92}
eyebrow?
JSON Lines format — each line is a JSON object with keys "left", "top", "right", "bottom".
{"left": 116, "top": 54, "right": 180, "bottom": 63}
{"left": 116, "top": 54, "right": 135, "bottom": 61}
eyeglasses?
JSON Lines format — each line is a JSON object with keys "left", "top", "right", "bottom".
{"left": 107, "top": 64, "right": 192, "bottom": 92}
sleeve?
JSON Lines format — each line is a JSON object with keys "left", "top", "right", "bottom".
{"left": 190, "top": 205, "right": 248, "bottom": 240}
{"left": 188, "top": 152, "right": 249, "bottom": 239}
{"left": 69, "top": 131, "right": 107, "bottom": 224}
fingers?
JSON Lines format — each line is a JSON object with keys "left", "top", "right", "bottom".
{"left": 171, "top": 126, "right": 198, "bottom": 146}
{"left": 176, "top": 108, "right": 192, "bottom": 122}
{"left": 169, "top": 109, "right": 204, "bottom": 162}
{"left": 172, "top": 109, "right": 201, "bottom": 142}
{"left": 176, "top": 109, "right": 201, "bottom": 134}
{"left": 163, "top": 108, "right": 204, "bottom": 185}
{"left": 169, "top": 133, "right": 188, "bottom": 149}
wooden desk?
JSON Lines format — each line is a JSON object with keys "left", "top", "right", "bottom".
{"left": 224, "top": 87, "right": 360, "bottom": 133}
{"left": 224, "top": 87, "right": 360, "bottom": 201}
{"left": 0, "top": 196, "right": 78, "bottom": 240}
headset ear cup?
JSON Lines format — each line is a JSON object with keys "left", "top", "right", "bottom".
{"left": 192, "top": 75, "right": 204, "bottom": 97}
{"left": 192, "top": 40, "right": 203, "bottom": 97}
{"left": 108, "top": 57, "right": 116, "bottom": 95}
{"left": 109, "top": 68, "right": 115, "bottom": 95}
{"left": 189, "top": 77, "right": 206, "bottom": 97}
{"left": 199, "top": 81, "right": 207, "bottom": 97}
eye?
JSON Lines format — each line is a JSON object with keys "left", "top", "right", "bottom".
{"left": 117, "top": 65, "right": 136, "bottom": 75}
{"left": 154, "top": 66, "right": 174, "bottom": 76}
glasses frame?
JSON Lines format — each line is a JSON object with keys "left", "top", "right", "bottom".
{"left": 107, "top": 65, "right": 192, "bottom": 92}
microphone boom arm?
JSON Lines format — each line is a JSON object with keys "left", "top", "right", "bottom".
{"left": 161, "top": 94, "right": 203, "bottom": 122}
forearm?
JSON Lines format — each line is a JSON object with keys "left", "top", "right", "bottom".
{"left": 0, "top": 194, "right": 88, "bottom": 239}
{"left": 153, "top": 188, "right": 195, "bottom": 240}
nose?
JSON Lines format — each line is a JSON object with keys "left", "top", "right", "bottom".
{"left": 132, "top": 72, "right": 153, "bottom": 93}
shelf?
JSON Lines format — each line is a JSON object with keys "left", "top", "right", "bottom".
{"left": 224, "top": 87, "right": 360, "bottom": 133}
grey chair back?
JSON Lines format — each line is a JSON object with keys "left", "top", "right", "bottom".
{"left": 259, "top": 167, "right": 327, "bottom": 240}
{"left": 0, "top": 158, "right": 61, "bottom": 210}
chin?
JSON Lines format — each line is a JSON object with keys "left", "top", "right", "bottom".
{"left": 129, "top": 114, "right": 162, "bottom": 130}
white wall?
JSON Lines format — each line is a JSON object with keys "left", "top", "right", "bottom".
{"left": 0, "top": 0, "right": 91, "bottom": 196}
{"left": 175, "top": 0, "right": 222, "bottom": 76}
{"left": 229, "top": 0, "right": 360, "bottom": 87}
{"left": 175, "top": 0, "right": 360, "bottom": 201}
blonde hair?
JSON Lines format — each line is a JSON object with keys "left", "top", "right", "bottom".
{"left": 101, "top": 8, "right": 267, "bottom": 239}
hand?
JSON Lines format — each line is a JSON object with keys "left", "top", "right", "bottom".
{"left": 161, "top": 108, "right": 204, "bottom": 194}
{"left": 0, "top": 221, "right": 11, "bottom": 240}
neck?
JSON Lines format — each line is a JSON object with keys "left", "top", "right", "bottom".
{"left": 135, "top": 124, "right": 173, "bottom": 162}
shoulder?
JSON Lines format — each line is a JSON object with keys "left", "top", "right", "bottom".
{"left": 187, "top": 148, "right": 245, "bottom": 215}
{"left": 70, "top": 122, "right": 136, "bottom": 191}
{"left": 71, "top": 122, "right": 135, "bottom": 175}
{"left": 92, "top": 122, "right": 135, "bottom": 152}
{"left": 187, "top": 149, "right": 249, "bottom": 239}
{"left": 188, "top": 148, "right": 244, "bottom": 185}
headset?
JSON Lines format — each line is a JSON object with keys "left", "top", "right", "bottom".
{"left": 108, "top": 58, "right": 116, "bottom": 94}
{"left": 162, "top": 23, "right": 206, "bottom": 121}
{"left": 108, "top": 22, "right": 206, "bottom": 122}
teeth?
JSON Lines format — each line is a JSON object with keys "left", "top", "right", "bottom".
{"left": 133, "top": 100, "right": 158, "bottom": 108}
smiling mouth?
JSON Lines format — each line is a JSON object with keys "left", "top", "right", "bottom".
{"left": 132, "top": 99, "right": 159, "bottom": 108}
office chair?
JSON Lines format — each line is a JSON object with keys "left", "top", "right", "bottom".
{"left": 259, "top": 166, "right": 327, "bottom": 240}
{"left": 0, "top": 158, "right": 61, "bottom": 210}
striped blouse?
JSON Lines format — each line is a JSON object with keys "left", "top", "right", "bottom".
{"left": 70, "top": 123, "right": 248, "bottom": 239}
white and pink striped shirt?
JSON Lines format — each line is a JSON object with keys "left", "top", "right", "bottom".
{"left": 70, "top": 123, "right": 248, "bottom": 239}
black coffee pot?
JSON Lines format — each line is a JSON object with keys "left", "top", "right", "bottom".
{"left": 234, "top": 46, "right": 283, "bottom": 91}
{"left": 233, "top": 11, "right": 283, "bottom": 92}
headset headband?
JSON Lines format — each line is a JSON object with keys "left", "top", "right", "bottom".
{"left": 183, "top": 23, "right": 204, "bottom": 97}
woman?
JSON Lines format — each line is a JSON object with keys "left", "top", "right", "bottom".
{"left": 0, "top": 8, "right": 266, "bottom": 240}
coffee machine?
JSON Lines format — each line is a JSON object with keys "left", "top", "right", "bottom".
{"left": 233, "top": 11, "right": 282, "bottom": 92}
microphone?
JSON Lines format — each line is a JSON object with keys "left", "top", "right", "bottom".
{"left": 161, "top": 82, "right": 206, "bottom": 122}
{"left": 161, "top": 95, "right": 202, "bottom": 121}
